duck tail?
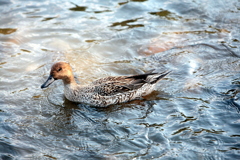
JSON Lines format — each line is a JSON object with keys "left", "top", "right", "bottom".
{"left": 147, "top": 70, "right": 171, "bottom": 84}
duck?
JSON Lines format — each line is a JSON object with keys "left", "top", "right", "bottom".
{"left": 41, "top": 62, "right": 171, "bottom": 107}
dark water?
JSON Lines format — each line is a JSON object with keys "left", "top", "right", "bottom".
{"left": 1, "top": 0, "right": 240, "bottom": 159}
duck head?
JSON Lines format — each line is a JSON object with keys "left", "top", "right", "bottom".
{"left": 41, "top": 62, "right": 74, "bottom": 88}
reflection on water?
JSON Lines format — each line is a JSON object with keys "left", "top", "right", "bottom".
{"left": 1, "top": 0, "right": 240, "bottom": 159}
{"left": 0, "top": 28, "right": 17, "bottom": 35}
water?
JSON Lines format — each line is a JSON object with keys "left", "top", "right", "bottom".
{"left": 1, "top": 0, "right": 240, "bottom": 159}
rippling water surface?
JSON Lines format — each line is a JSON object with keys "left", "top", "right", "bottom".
{"left": 1, "top": 0, "right": 240, "bottom": 159}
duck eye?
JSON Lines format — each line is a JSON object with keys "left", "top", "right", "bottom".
{"left": 58, "top": 68, "right": 62, "bottom": 72}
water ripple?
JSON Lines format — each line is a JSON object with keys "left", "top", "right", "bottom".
{"left": 1, "top": 0, "right": 240, "bottom": 159}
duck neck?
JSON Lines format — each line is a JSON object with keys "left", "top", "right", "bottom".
{"left": 63, "top": 75, "right": 77, "bottom": 85}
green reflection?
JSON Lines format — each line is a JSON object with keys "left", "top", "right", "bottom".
{"left": 131, "top": 0, "right": 148, "bottom": 2}
{"left": 150, "top": 9, "right": 182, "bottom": 20}
{"left": 119, "top": 1, "right": 128, "bottom": 5}
{"left": 94, "top": 10, "right": 112, "bottom": 14}
{"left": 0, "top": 28, "right": 17, "bottom": 35}
{"left": 42, "top": 16, "right": 57, "bottom": 22}
{"left": 150, "top": 10, "right": 171, "bottom": 17}
{"left": 110, "top": 18, "right": 144, "bottom": 30}
{"left": 172, "top": 127, "right": 191, "bottom": 135}
{"left": 69, "top": 3, "right": 87, "bottom": 12}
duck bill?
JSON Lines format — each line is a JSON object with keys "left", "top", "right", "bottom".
{"left": 41, "top": 75, "right": 55, "bottom": 89}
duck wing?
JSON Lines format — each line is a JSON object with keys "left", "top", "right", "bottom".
{"left": 92, "top": 70, "right": 171, "bottom": 96}
{"left": 93, "top": 78, "right": 145, "bottom": 96}
{"left": 91, "top": 69, "right": 156, "bottom": 85}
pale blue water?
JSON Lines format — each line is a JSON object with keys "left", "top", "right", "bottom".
{"left": 0, "top": 0, "right": 240, "bottom": 159}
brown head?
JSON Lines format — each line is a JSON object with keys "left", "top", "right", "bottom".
{"left": 41, "top": 62, "right": 75, "bottom": 88}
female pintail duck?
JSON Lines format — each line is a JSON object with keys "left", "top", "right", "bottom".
{"left": 41, "top": 62, "right": 171, "bottom": 107}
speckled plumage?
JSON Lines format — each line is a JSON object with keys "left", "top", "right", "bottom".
{"left": 41, "top": 62, "right": 171, "bottom": 107}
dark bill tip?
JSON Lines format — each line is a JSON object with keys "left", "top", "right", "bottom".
{"left": 41, "top": 75, "right": 55, "bottom": 89}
